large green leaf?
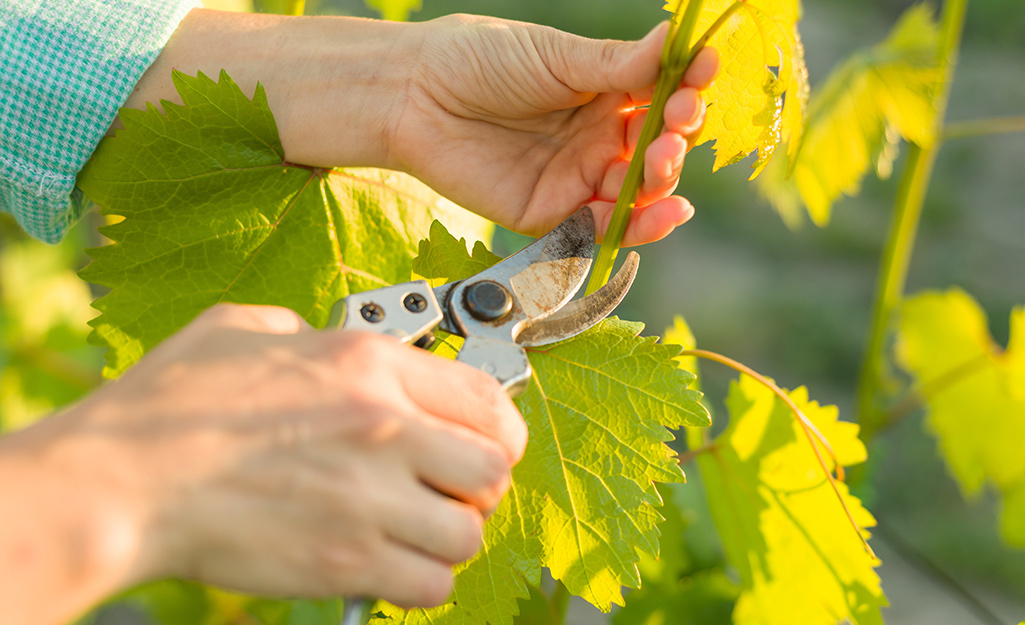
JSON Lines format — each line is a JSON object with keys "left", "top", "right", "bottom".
{"left": 379, "top": 223, "right": 710, "bottom": 624}
{"left": 757, "top": 4, "right": 942, "bottom": 227}
{"left": 895, "top": 289, "right": 1025, "bottom": 545}
{"left": 77, "top": 70, "right": 489, "bottom": 377}
{"left": 612, "top": 483, "right": 737, "bottom": 625}
{"left": 697, "top": 375, "right": 886, "bottom": 625}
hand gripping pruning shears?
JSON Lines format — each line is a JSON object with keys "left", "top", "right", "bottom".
{"left": 329, "top": 206, "right": 639, "bottom": 625}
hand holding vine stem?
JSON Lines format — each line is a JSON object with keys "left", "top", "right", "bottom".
{"left": 124, "top": 9, "right": 719, "bottom": 248}
{"left": 587, "top": 0, "right": 747, "bottom": 292}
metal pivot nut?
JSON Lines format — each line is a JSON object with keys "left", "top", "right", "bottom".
{"left": 464, "top": 281, "right": 512, "bottom": 321}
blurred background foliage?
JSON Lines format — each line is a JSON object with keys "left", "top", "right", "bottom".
{"left": 2, "top": 0, "right": 1023, "bottom": 623}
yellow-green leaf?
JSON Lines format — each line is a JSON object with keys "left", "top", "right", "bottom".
{"left": 757, "top": 4, "right": 942, "bottom": 227}
{"left": 697, "top": 375, "right": 886, "bottom": 625}
{"left": 895, "top": 289, "right": 1025, "bottom": 545}
{"left": 78, "top": 70, "right": 489, "bottom": 378}
{"left": 667, "top": 0, "right": 808, "bottom": 178}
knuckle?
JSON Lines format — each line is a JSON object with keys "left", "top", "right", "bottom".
{"left": 196, "top": 302, "right": 242, "bottom": 326}
{"left": 599, "top": 39, "right": 622, "bottom": 68}
{"left": 318, "top": 538, "right": 379, "bottom": 594}
{"left": 463, "top": 368, "right": 506, "bottom": 427}
{"left": 418, "top": 567, "right": 455, "bottom": 608}
{"left": 448, "top": 507, "right": 484, "bottom": 563}
{"left": 329, "top": 331, "right": 393, "bottom": 372}
{"left": 477, "top": 445, "right": 512, "bottom": 501}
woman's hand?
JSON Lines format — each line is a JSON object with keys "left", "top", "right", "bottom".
{"left": 391, "top": 16, "right": 720, "bottom": 245}
{"left": 128, "top": 11, "right": 719, "bottom": 246}
{"left": 0, "top": 305, "right": 526, "bottom": 625}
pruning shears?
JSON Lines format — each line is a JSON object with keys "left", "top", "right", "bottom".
{"left": 329, "top": 206, "right": 639, "bottom": 625}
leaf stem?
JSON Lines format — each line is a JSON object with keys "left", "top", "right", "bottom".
{"left": 680, "top": 348, "right": 878, "bottom": 560}
{"left": 855, "top": 0, "right": 969, "bottom": 444}
{"left": 678, "top": 442, "right": 718, "bottom": 464}
{"left": 942, "top": 114, "right": 1025, "bottom": 141}
{"left": 587, "top": 0, "right": 749, "bottom": 295}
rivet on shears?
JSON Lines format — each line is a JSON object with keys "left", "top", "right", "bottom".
{"left": 464, "top": 281, "right": 512, "bottom": 321}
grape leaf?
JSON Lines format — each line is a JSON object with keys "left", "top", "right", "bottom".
{"left": 895, "top": 289, "right": 1025, "bottom": 545}
{"left": 77, "top": 70, "right": 489, "bottom": 377}
{"left": 665, "top": 0, "right": 809, "bottom": 178}
{"left": 379, "top": 223, "right": 711, "bottom": 624}
{"left": 696, "top": 375, "right": 886, "bottom": 625}
{"left": 411, "top": 220, "right": 502, "bottom": 287}
{"left": 757, "top": 4, "right": 942, "bottom": 227}
{"left": 612, "top": 483, "right": 737, "bottom": 625}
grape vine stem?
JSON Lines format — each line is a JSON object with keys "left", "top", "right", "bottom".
{"left": 586, "top": 0, "right": 749, "bottom": 295}
{"left": 854, "top": 0, "right": 968, "bottom": 444}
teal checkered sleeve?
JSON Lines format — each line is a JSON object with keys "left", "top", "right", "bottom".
{"left": 0, "top": 0, "right": 201, "bottom": 242}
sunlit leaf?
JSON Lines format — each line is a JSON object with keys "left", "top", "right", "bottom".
{"left": 613, "top": 483, "right": 737, "bottom": 625}
{"left": 697, "top": 375, "right": 886, "bottom": 625}
{"left": 896, "top": 289, "right": 1025, "bottom": 545}
{"left": 757, "top": 4, "right": 942, "bottom": 226}
{"left": 411, "top": 220, "right": 501, "bottom": 287}
{"left": 379, "top": 224, "right": 710, "bottom": 624}
{"left": 665, "top": 0, "right": 808, "bottom": 178}
{"left": 78, "top": 70, "right": 490, "bottom": 378}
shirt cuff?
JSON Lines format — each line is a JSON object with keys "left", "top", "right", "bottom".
{"left": 0, "top": 0, "right": 203, "bottom": 243}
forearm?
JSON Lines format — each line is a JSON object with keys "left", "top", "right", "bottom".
{"left": 0, "top": 418, "right": 150, "bottom": 625}
{"left": 124, "top": 9, "right": 418, "bottom": 170}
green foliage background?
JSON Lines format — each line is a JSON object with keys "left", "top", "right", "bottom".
{"left": 1, "top": 0, "right": 1023, "bottom": 624}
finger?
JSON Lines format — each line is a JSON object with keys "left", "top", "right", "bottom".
{"left": 598, "top": 133, "right": 687, "bottom": 209}
{"left": 398, "top": 353, "right": 527, "bottom": 464}
{"left": 664, "top": 87, "right": 703, "bottom": 137}
{"left": 534, "top": 21, "right": 668, "bottom": 94}
{"left": 625, "top": 109, "right": 648, "bottom": 159}
{"left": 597, "top": 159, "right": 629, "bottom": 202}
{"left": 404, "top": 418, "right": 511, "bottom": 513}
{"left": 590, "top": 195, "right": 695, "bottom": 247}
{"left": 681, "top": 46, "right": 721, "bottom": 90}
{"left": 383, "top": 489, "right": 484, "bottom": 565}
{"left": 195, "top": 303, "right": 309, "bottom": 335}
{"left": 361, "top": 541, "right": 454, "bottom": 608}
{"left": 641, "top": 132, "right": 687, "bottom": 201}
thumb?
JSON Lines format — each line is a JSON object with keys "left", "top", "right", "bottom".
{"left": 535, "top": 21, "right": 668, "bottom": 95}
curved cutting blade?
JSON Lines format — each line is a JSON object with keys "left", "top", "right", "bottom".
{"left": 516, "top": 251, "right": 639, "bottom": 347}
{"left": 443, "top": 206, "right": 596, "bottom": 342}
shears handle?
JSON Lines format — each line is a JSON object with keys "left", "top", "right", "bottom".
{"left": 328, "top": 280, "right": 442, "bottom": 347}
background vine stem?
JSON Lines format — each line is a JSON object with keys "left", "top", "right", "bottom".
{"left": 587, "top": 0, "right": 749, "bottom": 295}
{"left": 854, "top": 0, "right": 968, "bottom": 444}
{"left": 680, "top": 349, "right": 878, "bottom": 560}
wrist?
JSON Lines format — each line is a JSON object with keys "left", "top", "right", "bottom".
{"left": 126, "top": 9, "right": 419, "bottom": 170}
{"left": 0, "top": 408, "right": 153, "bottom": 624}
